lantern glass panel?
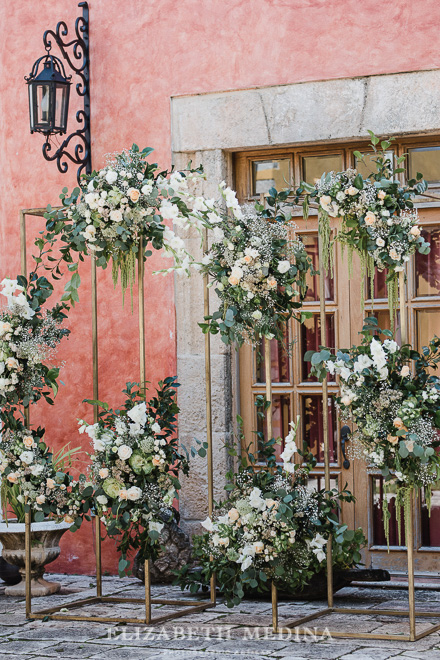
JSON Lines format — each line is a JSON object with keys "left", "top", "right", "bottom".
{"left": 54, "top": 83, "right": 69, "bottom": 132}
{"left": 28, "top": 85, "right": 35, "bottom": 130}
{"left": 37, "top": 84, "right": 51, "bottom": 127}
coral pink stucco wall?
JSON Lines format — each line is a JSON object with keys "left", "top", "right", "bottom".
{"left": 1, "top": 0, "right": 440, "bottom": 575}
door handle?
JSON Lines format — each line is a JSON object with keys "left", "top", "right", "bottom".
{"left": 340, "top": 425, "right": 351, "bottom": 469}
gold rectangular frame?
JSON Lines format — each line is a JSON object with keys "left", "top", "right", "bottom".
{"left": 267, "top": 220, "right": 440, "bottom": 642}
{"left": 21, "top": 212, "right": 216, "bottom": 624}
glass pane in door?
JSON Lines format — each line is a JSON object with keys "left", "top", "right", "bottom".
{"left": 417, "top": 309, "right": 440, "bottom": 352}
{"left": 415, "top": 227, "right": 440, "bottom": 296}
{"left": 408, "top": 147, "right": 440, "bottom": 184}
{"left": 252, "top": 159, "right": 291, "bottom": 195}
{"left": 256, "top": 394, "right": 291, "bottom": 461}
{"left": 302, "top": 234, "right": 334, "bottom": 301}
{"left": 302, "top": 154, "right": 343, "bottom": 184}
{"left": 372, "top": 477, "right": 406, "bottom": 547}
{"left": 255, "top": 328, "right": 290, "bottom": 383}
{"left": 421, "top": 483, "right": 440, "bottom": 547}
{"left": 302, "top": 394, "right": 337, "bottom": 463}
{"left": 300, "top": 313, "right": 335, "bottom": 381}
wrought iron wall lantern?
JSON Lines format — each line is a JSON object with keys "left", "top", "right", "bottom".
{"left": 25, "top": 1, "right": 91, "bottom": 184}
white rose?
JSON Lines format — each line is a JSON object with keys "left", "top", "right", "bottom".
{"left": 400, "top": 365, "right": 410, "bottom": 377}
{"left": 117, "top": 445, "right": 133, "bottom": 461}
{"left": 249, "top": 487, "right": 267, "bottom": 511}
{"left": 141, "top": 181, "right": 154, "bottom": 195}
{"left": 84, "top": 192, "right": 98, "bottom": 206}
{"left": 110, "top": 209, "right": 123, "bottom": 223}
{"left": 241, "top": 556, "right": 253, "bottom": 570}
{"left": 127, "top": 402, "right": 147, "bottom": 427}
{"left": 376, "top": 238, "right": 385, "bottom": 247}
{"left": 105, "top": 170, "right": 118, "bottom": 184}
{"left": 96, "top": 495, "right": 108, "bottom": 505}
{"left": 19, "top": 451, "right": 34, "bottom": 465}
{"left": 151, "top": 422, "right": 161, "bottom": 434}
{"left": 383, "top": 339, "right": 398, "bottom": 354}
{"left": 251, "top": 310, "right": 262, "bottom": 320}
{"left": 149, "top": 521, "right": 164, "bottom": 534}
{"left": 277, "top": 260, "right": 291, "bottom": 274}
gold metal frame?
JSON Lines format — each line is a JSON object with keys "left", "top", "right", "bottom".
{"left": 269, "top": 230, "right": 440, "bottom": 641}
{"left": 21, "top": 214, "right": 216, "bottom": 623}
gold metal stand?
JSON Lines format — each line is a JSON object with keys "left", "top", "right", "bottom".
{"left": 270, "top": 239, "right": 440, "bottom": 641}
{"left": 24, "top": 237, "right": 216, "bottom": 623}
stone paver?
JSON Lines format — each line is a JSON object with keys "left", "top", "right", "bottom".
{"left": 1, "top": 574, "right": 440, "bottom": 659}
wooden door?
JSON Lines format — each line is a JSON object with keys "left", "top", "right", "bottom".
{"left": 235, "top": 142, "right": 440, "bottom": 573}
{"left": 238, "top": 214, "right": 355, "bottom": 529}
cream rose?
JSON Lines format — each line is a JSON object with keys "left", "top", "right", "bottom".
{"left": 364, "top": 211, "right": 376, "bottom": 226}
{"left": 46, "top": 478, "right": 56, "bottom": 489}
{"left": 400, "top": 365, "right": 410, "bottom": 377}
{"left": 127, "top": 486, "right": 142, "bottom": 501}
{"left": 253, "top": 541, "right": 264, "bottom": 554}
{"left": 387, "top": 434, "right": 399, "bottom": 445}
{"left": 6, "top": 357, "right": 19, "bottom": 370}
{"left": 228, "top": 508, "right": 240, "bottom": 522}
{"left": 36, "top": 495, "right": 46, "bottom": 504}
{"left": 378, "top": 190, "right": 386, "bottom": 200}
{"left": 118, "top": 489, "right": 129, "bottom": 500}
{"left": 410, "top": 226, "right": 421, "bottom": 237}
{"left": 393, "top": 417, "right": 404, "bottom": 429}
{"left": 267, "top": 277, "right": 277, "bottom": 289}
{"left": 23, "top": 435, "right": 34, "bottom": 448}
{"left": 7, "top": 473, "right": 17, "bottom": 483}
{"left": 228, "top": 276, "right": 239, "bottom": 286}
{"left": 346, "top": 186, "right": 359, "bottom": 196}
{"left": 128, "top": 187, "right": 140, "bottom": 203}
{"left": 64, "top": 515, "right": 75, "bottom": 524}
{"left": 99, "top": 468, "right": 109, "bottom": 479}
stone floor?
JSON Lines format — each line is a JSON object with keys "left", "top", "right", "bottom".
{"left": 1, "top": 575, "right": 440, "bottom": 659}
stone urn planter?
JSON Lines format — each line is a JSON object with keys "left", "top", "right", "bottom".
{"left": 134, "top": 521, "right": 192, "bottom": 584}
{"left": 0, "top": 520, "right": 71, "bottom": 596}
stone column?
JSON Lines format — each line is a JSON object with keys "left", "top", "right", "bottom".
{"left": 172, "top": 149, "right": 238, "bottom": 538}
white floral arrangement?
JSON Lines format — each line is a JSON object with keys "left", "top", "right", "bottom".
{"left": 80, "top": 379, "right": 191, "bottom": 575}
{"left": 42, "top": 144, "right": 207, "bottom": 303}
{"left": 0, "top": 425, "right": 89, "bottom": 525}
{"left": 0, "top": 278, "right": 68, "bottom": 410}
{"left": 194, "top": 186, "right": 314, "bottom": 345}
{"left": 177, "top": 419, "right": 364, "bottom": 606}
{"left": 299, "top": 133, "right": 429, "bottom": 317}
{"left": 308, "top": 318, "right": 440, "bottom": 543}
